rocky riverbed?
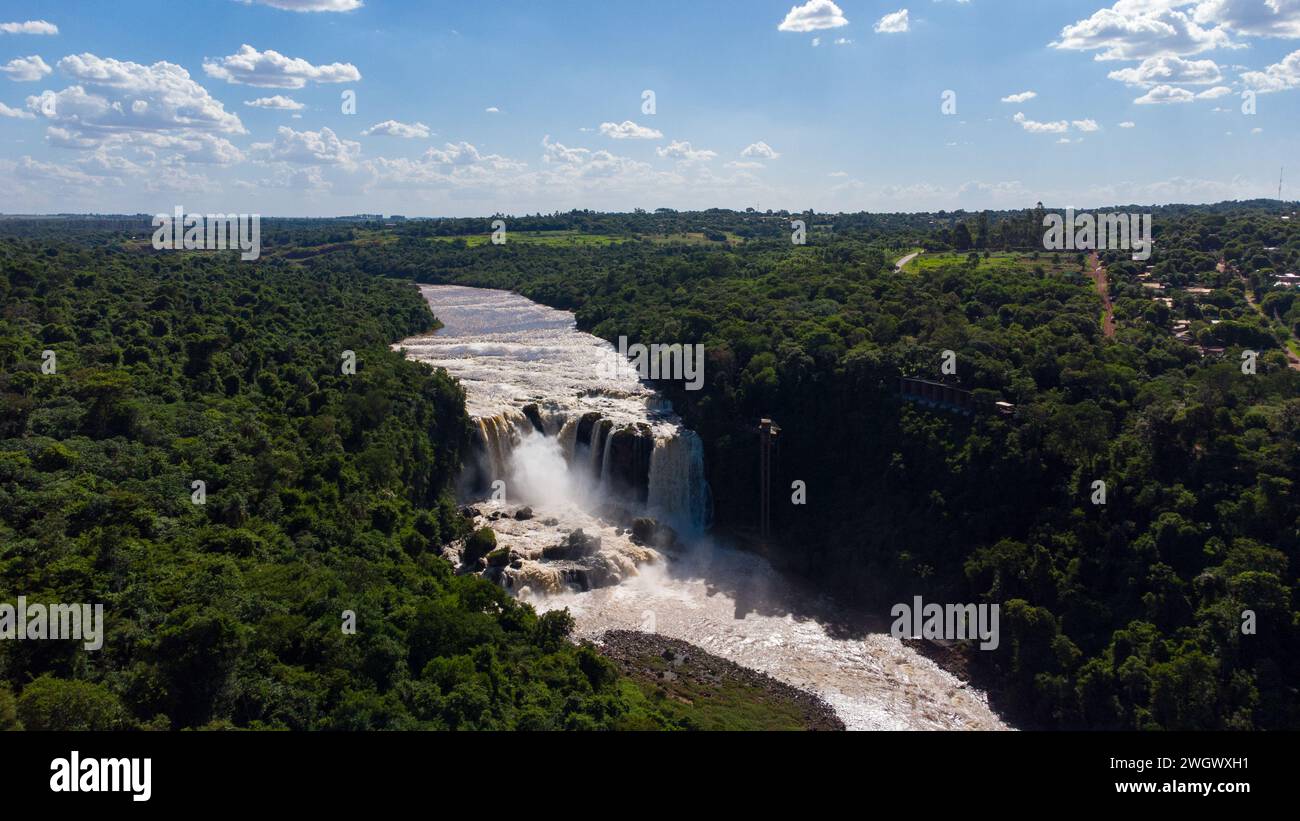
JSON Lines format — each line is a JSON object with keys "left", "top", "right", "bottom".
{"left": 597, "top": 630, "right": 845, "bottom": 731}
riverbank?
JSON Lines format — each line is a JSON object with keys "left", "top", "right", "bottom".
{"left": 597, "top": 630, "right": 845, "bottom": 731}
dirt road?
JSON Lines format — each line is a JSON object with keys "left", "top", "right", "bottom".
{"left": 895, "top": 251, "right": 920, "bottom": 271}
{"left": 1089, "top": 252, "right": 1116, "bottom": 339}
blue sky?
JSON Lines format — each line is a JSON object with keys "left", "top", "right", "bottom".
{"left": 0, "top": 0, "right": 1298, "bottom": 216}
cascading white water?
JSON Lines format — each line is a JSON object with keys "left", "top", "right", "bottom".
{"left": 647, "top": 430, "right": 710, "bottom": 531}
{"left": 398, "top": 284, "right": 710, "bottom": 534}
{"left": 395, "top": 284, "right": 1008, "bottom": 731}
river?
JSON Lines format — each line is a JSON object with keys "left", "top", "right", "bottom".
{"left": 396, "top": 284, "right": 1007, "bottom": 731}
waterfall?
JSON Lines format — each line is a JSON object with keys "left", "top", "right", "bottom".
{"left": 397, "top": 283, "right": 713, "bottom": 563}
{"left": 397, "top": 284, "right": 1010, "bottom": 733}
{"left": 648, "top": 429, "right": 711, "bottom": 531}
{"left": 467, "top": 406, "right": 709, "bottom": 534}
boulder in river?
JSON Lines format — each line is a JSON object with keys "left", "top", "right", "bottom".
{"left": 543, "top": 529, "right": 603, "bottom": 560}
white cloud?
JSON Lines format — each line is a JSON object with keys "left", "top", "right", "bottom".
{"left": 361, "top": 119, "right": 431, "bottom": 138}
{"left": 40, "top": 126, "right": 245, "bottom": 164}
{"left": 27, "top": 54, "right": 246, "bottom": 150}
{"left": 741, "top": 140, "right": 781, "bottom": 159}
{"left": 1107, "top": 55, "right": 1223, "bottom": 85}
{"left": 1241, "top": 48, "right": 1300, "bottom": 92}
{"left": 0, "top": 21, "right": 58, "bottom": 35}
{"left": 0, "top": 101, "right": 34, "bottom": 119}
{"left": 1193, "top": 0, "right": 1300, "bottom": 38}
{"left": 1001, "top": 90, "right": 1037, "bottom": 103}
{"left": 252, "top": 125, "right": 360, "bottom": 165}
{"left": 657, "top": 140, "right": 717, "bottom": 162}
{"left": 598, "top": 120, "right": 663, "bottom": 139}
{"left": 874, "top": 9, "right": 911, "bottom": 33}
{"left": 1133, "top": 83, "right": 1197, "bottom": 103}
{"left": 485, "top": 106, "right": 499, "bottom": 113}
{"left": 239, "top": 0, "right": 365, "bottom": 11}
{"left": 1119, "top": 120, "right": 1137, "bottom": 127}
{"left": 364, "top": 141, "right": 527, "bottom": 192}
{"left": 423, "top": 142, "right": 515, "bottom": 167}
{"left": 244, "top": 94, "right": 304, "bottom": 110}
{"left": 203, "top": 44, "right": 361, "bottom": 88}
{"left": 726, "top": 160, "right": 765, "bottom": 169}
{"left": 1072, "top": 118, "right": 1101, "bottom": 131}
{"left": 1, "top": 55, "right": 51, "bottom": 81}
{"left": 778, "top": 1, "right": 849, "bottom": 32}
{"left": 1051, "top": 3, "right": 1236, "bottom": 61}
{"left": 1013, "top": 112, "right": 1070, "bottom": 133}
{"left": 1196, "top": 84, "right": 1233, "bottom": 97}
{"left": 13, "top": 156, "right": 103, "bottom": 187}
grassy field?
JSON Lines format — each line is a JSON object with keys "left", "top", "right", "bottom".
{"left": 902, "top": 250, "right": 1089, "bottom": 277}
{"left": 639, "top": 231, "right": 746, "bottom": 245}
{"left": 428, "top": 230, "right": 627, "bottom": 247}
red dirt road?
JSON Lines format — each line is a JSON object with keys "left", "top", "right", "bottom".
{"left": 1089, "top": 252, "right": 1116, "bottom": 339}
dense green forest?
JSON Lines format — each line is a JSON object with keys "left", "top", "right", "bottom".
{"left": 326, "top": 204, "right": 1296, "bottom": 730}
{"left": 2, "top": 203, "right": 1297, "bottom": 731}
{"left": 0, "top": 233, "right": 752, "bottom": 730}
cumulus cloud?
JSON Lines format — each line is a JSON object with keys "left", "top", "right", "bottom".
{"left": 778, "top": 0, "right": 849, "bottom": 32}
{"left": 598, "top": 120, "right": 663, "bottom": 139}
{"left": 1119, "top": 120, "right": 1137, "bottom": 127}
{"left": 239, "top": 0, "right": 365, "bottom": 11}
{"left": 1107, "top": 55, "right": 1223, "bottom": 85}
{"left": 1072, "top": 118, "right": 1101, "bottom": 131}
{"left": 741, "top": 140, "right": 781, "bottom": 159}
{"left": 0, "top": 101, "right": 34, "bottom": 119}
{"left": 362, "top": 141, "right": 526, "bottom": 193}
{"left": 1051, "top": 3, "right": 1236, "bottom": 61}
{"left": 1196, "top": 84, "right": 1233, "bottom": 97}
{"left": 1241, "top": 48, "right": 1300, "bottom": 92}
{"left": 1133, "top": 83, "right": 1198, "bottom": 103}
{"left": 203, "top": 44, "right": 361, "bottom": 88}
{"left": 252, "top": 125, "right": 361, "bottom": 165}
{"left": 26, "top": 53, "right": 246, "bottom": 152}
{"left": 1013, "top": 112, "right": 1070, "bottom": 133}
{"left": 874, "top": 9, "right": 910, "bottom": 34}
{"left": 1, "top": 55, "right": 51, "bottom": 81}
{"left": 361, "top": 119, "right": 431, "bottom": 138}
{"left": 244, "top": 94, "right": 303, "bottom": 109}
{"left": 542, "top": 136, "right": 654, "bottom": 178}
{"left": 0, "top": 21, "right": 58, "bottom": 35}
{"left": 656, "top": 140, "right": 717, "bottom": 162}
{"left": 13, "top": 156, "right": 103, "bottom": 187}
{"left": 1001, "top": 90, "right": 1037, "bottom": 103}
{"left": 1193, "top": 0, "right": 1300, "bottom": 38}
